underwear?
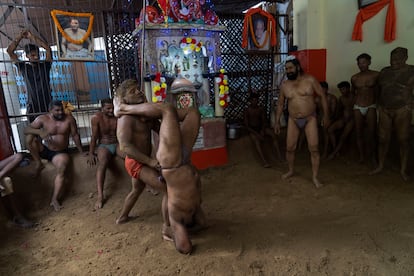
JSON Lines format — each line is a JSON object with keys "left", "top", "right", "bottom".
{"left": 39, "top": 145, "right": 68, "bottom": 162}
{"left": 98, "top": 143, "right": 117, "bottom": 155}
{"left": 124, "top": 156, "right": 144, "bottom": 179}
{"left": 353, "top": 104, "right": 376, "bottom": 116}
{"left": 292, "top": 113, "right": 316, "bottom": 129}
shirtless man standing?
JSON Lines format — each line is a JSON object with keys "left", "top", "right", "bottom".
{"left": 370, "top": 47, "right": 414, "bottom": 180}
{"left": 24, "top": 100, "right": 83, "bottom": 211}
{"left": 327, "top": 81, "right": 355, "bottom": 159}
{"left": 244, "top": 93, "right": 282, "bottom": 167}
{"left": 61, "top": 17, "right": 93, "bottom": 58}
{"left": 87, "top": 98, "right": 125, "bottom": 209}
{"left": 351, "top": 53, "right": 379, "bottom": 163}
{"left": 114, "top": 80, "right": 205, "bottom": 254}
{"left": 113, "top": 80, "right": 165, "bottom": 225}
{"left": 274, "top": 56, "right": 330, "bottom": 188}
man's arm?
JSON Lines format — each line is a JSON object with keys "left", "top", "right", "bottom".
{"left": 117, "top": 116, "right": 158, "bottom": 168}
{"left": 24, "top": 117, "right": 48, "bottom": 139}
{"left": 274, "top": 87, "right": 286, "bottom": 134}
{"left": 312, "top": 78, "right": 330, "bottom": 127}
{"left": 7, "top": 31, "right": 24, "bottom": 61}
{"left": 70, "top": 116, "right": 83, "bottom": 153}
{"left": 87, "top": 114, "right": 100, "bottom": 165}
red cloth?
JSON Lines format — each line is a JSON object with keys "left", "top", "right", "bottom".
{"left": 124, "top": 156, "right": 144, "bottom": 179}
{"left": 242, "top": 8, "right": 277, "bottom": 49}
{"left": 352, "top": 0, "right": 396, "bottom": 42}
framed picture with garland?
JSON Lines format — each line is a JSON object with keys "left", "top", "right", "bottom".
{"left": 247, "top": 14, "right": 271, "bottom": 51}
{"left": 242, "top": 8, "right": 276, "bottom": 53}
{"left": 51, "top": 10, "right": 94, "bottom": 61}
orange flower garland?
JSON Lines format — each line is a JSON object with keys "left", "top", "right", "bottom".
{"left": 51, "top": 10, "right": 94, "bottom": 45}
{"left": 217, "top": 69, "right": 229, "bottom": 108}
{"left": 248, "top": 15, "right": 270, "bottom": 49}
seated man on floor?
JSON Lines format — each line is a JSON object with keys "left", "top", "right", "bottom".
{"left": 0, "top": 153, "right": 35, "bottom": 228}
{"left": 87, "top": 98, "right": 126, "bottom": 210}
{"left": 244, "top": 92, "right": 282, "bottom": 167}
{"left": 24, "top": 100, "right": 84, "bottom": 211}
{"left": 114, "top": 79, "right": 206, "bottom": 254}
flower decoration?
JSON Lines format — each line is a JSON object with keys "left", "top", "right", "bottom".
{"left": 217, "top": 68, "right": 230, "bottom": 108}
{"left": 180, "top": 37, "right": 203, "bottom": 55}
{"left": 152, "top": 72, "right": 167, "bottom": 103}
{"left": 51, "top": 10, "right": 94, "bottom": 45}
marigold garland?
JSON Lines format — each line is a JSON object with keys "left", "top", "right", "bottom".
{"left": 248, "top": 16, "right": 270, "bottom": 49}
{"left": 180, "top": 37, "right": 202, "bottom": 54}
{"left": 51, "top": 10, "right": 94, "bottom": 45}
{"left": 217, "top": 68, "right": 229, "bottom": 108}
{"left": 152, "top": 72, "right": 167, "bottom": 103}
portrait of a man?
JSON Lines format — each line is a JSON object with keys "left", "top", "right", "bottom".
{"left": 248, "top": 15, "right": 270, "bottom": 51}
{"left": 52, "top": 10, "right": 94, "bottom": 60}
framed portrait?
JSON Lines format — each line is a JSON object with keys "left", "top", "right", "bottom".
{"left": 51, "top": 10, "right": 94, "bottom": 61}
{"left": 242, "top": 8, "right": 276, "bottom": 53}
{"left": 358, "top": 0, "right": 380, "bottom": 9}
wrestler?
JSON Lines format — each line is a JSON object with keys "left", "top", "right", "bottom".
{"left": 24, "top": 100, "right": 83, "bottom": 211}
{"left": 370, "top": 47, "right": 414, "bottom": 180}
{"left": 351, "top": 53, "right": 379, "bottom": 163}
{"left": 113, "top": 80, "right": 165, "bottom": 225}
{"left": 87, "top": 98, "right": 126, "bottom": 209}
{"left": 244, "top": 93, "right": 282, "bottom": 167}
{"left": 327, "top": 81, "right": 355, "bottom": 159}
{"left": 114, "top": 80, "right": 206, "bottom": 254}
{"left": 274, "top": 56, "right": 330, "bottom": 188}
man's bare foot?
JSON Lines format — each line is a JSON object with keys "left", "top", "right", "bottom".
{"left": 116, "top": 215, "right": 137, "bottom": 224}
{"left": 281, "top": 170, "right": 294, "bottom": 180}
{"left": 313, "top": 177, "right": 323, "bottom": 188}
{"left": 162, "top": 224, "right": 174, "bottom": 241}
{"left": 263, "top": 163, "right": 271, "bottom": 168}
{"left": 400, "top": 171, "right": 410, "bottom": 181}
{"left": 94, "top": 197, "right": 104, "bottom": 209}
{"left": 50, "top": 200, "right": 63, "bottom": 212}
{"left": 368, "top": 166, "right": 383, "bottom": 176}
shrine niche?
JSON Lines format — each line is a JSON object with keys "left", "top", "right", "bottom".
{"left": 134, "top": 0, "right": 228, "bottom": 169}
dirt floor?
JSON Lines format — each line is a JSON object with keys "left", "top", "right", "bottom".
{"left": 1, "top": 134, "right": 414, "bottom": 275}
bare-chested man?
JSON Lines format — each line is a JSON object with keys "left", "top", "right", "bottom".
{"left": 114, "top": 80, "right": 206, "bottom": 254}
{"left": 244, "top": 93, "right": 282, "bottom": 168}
{"left": 61, "top": 17, "right": 93, "bottom": 58}
{"left": 274, "top": 56, "right": 330, "bottom": 188}
{"left": 87, "top": 98, "right": 125, "bottom": 209}
{"left": 24, "top": 100, "right": 83, "bottom": 211}
{"left": 112, "top": 80, "right": 165, "bottom": 225}
{"left": 327, "top": 81, "right": 355, "bottom": 159}
{"left": 370, "top": 47, "right": 414, "bottom": 180}
{"left": 351, "top": 53, "right": 379, "bottom": 163}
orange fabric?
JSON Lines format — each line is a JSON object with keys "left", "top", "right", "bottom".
{"left": 242, "top": 8, "right": 277, "bottom": 49}
{"left": 352, "top": 0, "right": 396, "bottom": 42}
{"left": 124, "top": 156, "right": 144, "bottom": 179}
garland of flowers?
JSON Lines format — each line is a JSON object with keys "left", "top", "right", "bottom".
{"left": 51, "top": 10, "right": 94, "bottom": 45}
{"left": 152, "top": 72, "right": 167, "bottom": 103}
{"left": 217, "top": 69, "right": 229, "bottom": 108}
{"left": 180, "top": 37, "right": 202, "bottom": 54}
{"left": 248, "top": 16, "right": 270, "bottom": 49}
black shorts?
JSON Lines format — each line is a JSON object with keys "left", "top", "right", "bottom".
{"left": 39, "top": 146, "right": 68, "bottom": 162}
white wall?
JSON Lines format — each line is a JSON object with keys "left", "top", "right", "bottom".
{"left": 293, "top": 0, "right": 414, "bottom": 94}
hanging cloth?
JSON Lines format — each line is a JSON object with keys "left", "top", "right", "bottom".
{"left": 242, "top": 8, "right": 277, "bottom": 49}
{"left": 352, "top": 0, "right": 396, "bottom": 42}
